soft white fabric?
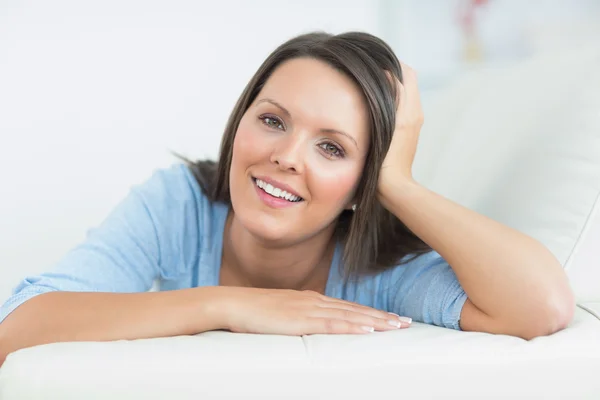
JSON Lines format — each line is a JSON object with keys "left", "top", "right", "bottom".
{"left": 565, "top": 198, "right": 600, "bottom": 302}
{"left": 580, "top": 301, "right": 600, "bottom": 320}
{"left": 1, "top": 307, "right": 598, "bottom": 399}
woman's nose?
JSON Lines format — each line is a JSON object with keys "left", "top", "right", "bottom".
{"left": 269, "top": 133, "right": 305, "bottom": 174}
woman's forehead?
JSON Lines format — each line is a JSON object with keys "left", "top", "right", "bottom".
{"left": 262, "top": 58, "right": 363, "bottom": 104}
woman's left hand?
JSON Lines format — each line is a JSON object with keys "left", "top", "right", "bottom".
{"left": 378, "top": 63, "right": 424, "bottom": 196}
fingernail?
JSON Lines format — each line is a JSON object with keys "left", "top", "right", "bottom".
{"left": 387, "top": 319, "right": 401, "bottom": 328}
{"left": 361, "top": 326, "right": 375, "bottom": 333}
{"left": 389, "top": 313, "right": 412, "bottom": 324}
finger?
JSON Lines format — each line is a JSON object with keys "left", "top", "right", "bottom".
{"left": 398, "top": 62, "right": 422, "bottom": 107}
{"left": 399, "top": 62, "right": 416, "bottom": 81}
{"left": 306, "top": 317, "right": 377, "bottom": 335}
{"left": 389, "top": 312, "right": 413, "bottom": 327}
{"left": 317, "top": 294, "right": 390, "bottom": 315}
{"left": 313, "top": 308, "right": 410, "bottom": 332}
{"left": 384, "top": 69, "right": 399, "bottom": 84}
{"left": 384, "top": 70, "right": 402, "bottom": 106}
{"left": 317, "top": 295, "right": 393, "bottom": 319}
{"left": 398, "top": 62, "right": 417, "bottom": 89}
{"left": 398, "top": 80, "right": 407, "bottom": 111}
{"left": 310, "top": 292, "right": 411, "bottom": 327}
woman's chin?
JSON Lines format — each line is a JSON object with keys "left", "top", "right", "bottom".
{"left": 244, "top": 218, "right": 295, "bottom": 243}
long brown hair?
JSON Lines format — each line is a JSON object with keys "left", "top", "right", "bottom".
{"left": 179, "top": 31, "right": 432, "bottom": 281}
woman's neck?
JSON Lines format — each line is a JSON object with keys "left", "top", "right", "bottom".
{"left": 220, "top": 211, "right": 336, "bottom": 293}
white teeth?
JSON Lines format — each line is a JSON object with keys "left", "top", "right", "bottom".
{"left": 255, "top": 179, "right": 301, "bottom": 202}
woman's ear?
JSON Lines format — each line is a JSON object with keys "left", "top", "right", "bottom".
{"left": 345, "top": 189, "right": 359, "bottom": 211}
{"left": 344, "top": 202, "right": 357, "bottom": 212}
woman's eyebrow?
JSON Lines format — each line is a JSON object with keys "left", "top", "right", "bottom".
{"left": 321, "top": 128, "right": 358, "bottom": 148}
{"left": 256, "top": 98, "right": 291, "bottom": 118}
{"left": 256, "top": 97, "right": 358, "bottom": 148}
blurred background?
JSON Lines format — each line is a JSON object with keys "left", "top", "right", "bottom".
{"left": 0, "top": 0, "right": 599, "bottom": 300}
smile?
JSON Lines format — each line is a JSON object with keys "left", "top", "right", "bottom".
{"left": 254, "top": 178, "right": 303, "bottom": 202}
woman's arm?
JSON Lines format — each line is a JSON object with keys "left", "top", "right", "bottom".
{"left": 379, "top": 178, "right": 574, "bottom": 339}
{"left": 0, "top": 287, "right": 225, "bottom": 367}
{"left": 0, "top": 286, "right": 411, "bottom": 367}
{"left": 0, "top": 165, "right": 205, "bottom": 365}
{"left": 379, "top": 65, "right": 575, "bottom": 339}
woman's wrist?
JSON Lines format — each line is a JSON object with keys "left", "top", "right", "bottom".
{"left": 193, "top": 286, "right": 235, "bottom": 333}
{"left": 377, "top": 174, "right": 419, "bottom": 211}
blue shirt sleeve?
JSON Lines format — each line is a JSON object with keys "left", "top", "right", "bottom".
{"left": 389, "top": 251, "right": 468, "bottom": 330}
{"left": 0, "top": 164, "right": 202, "bottom": 324}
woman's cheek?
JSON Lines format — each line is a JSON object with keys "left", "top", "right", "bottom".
{"left": 234, "top": 123, "right": 253, "bottom": 148}
{"left": 233, "top": 124, "right": 264, "bottom": 160}
{"left": 310, "top": 164, "right": 359, "bottom": 205}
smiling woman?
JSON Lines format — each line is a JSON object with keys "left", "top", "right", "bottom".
{"left": 188, "top": 33, "right": 432, "bottom": 278}
{"left": 0, "top": 32, "right": 574, "bottom": 365}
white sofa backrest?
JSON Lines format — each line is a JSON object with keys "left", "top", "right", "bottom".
{"left": 414, "top": 43, "right": 600, "bottom": 303}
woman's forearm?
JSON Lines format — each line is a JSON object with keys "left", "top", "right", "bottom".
{"left": 379, "top": 178, "right": 575, "bottom": 337}
{"left": 0, "top": 286, "right": 227, "bottom": 366}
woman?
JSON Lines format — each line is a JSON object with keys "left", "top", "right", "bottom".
{"left": 0, "top": 32, "right": 574, "bottom": 364}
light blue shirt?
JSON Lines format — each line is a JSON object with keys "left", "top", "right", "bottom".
{"left": 0, "top": 164, "right": 468, "bottom": 330}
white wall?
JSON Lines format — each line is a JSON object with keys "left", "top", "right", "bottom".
{"left": 0, "top": 0, "right": 382, "bottom": 300}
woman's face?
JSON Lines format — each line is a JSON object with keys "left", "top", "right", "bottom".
{"left": 229, "top": 57, "right": 370, "bottom": 243}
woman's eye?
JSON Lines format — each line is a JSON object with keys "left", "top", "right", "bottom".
{"left": 259, "top": 115, "right": 284, "bottom": 130}
{"left": 319, "top": 142, "right": 344, "bottom": 158}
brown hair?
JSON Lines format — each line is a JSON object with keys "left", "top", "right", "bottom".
{"left": 180, "top": 31, "right": 432, "bottom": 281}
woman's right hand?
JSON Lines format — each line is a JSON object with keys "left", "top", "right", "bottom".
{"left": 217, "top": 287, "right": 412, "bottom": 335}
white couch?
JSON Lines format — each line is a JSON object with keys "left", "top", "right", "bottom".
{"left": 1, "top": 41, "right": 600, "bottom": 400}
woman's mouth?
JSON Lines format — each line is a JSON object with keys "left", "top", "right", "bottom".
{"left": 254, "top": 178, "right": 303, "bottom": 202}
{"left": 253, "top": 178, "right": 304, "bottom": 208}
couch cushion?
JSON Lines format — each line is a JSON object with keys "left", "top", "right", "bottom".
{"left": 580, "top": 301, "right": 600, "bottom": 320}
{"left": 414, "top": 43, "right": 600, "bottom": 302}
{"left": 302, "top": 307, "right": 600, "bottom": 399}
{"left": 0, "top": 332, "right": 311, "bottom": 399}
{"left": 1, "top": 307, "right": 599, "bottom": 399}
{"left": 564, "top": 203, "right": 600, "bottom": 302}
